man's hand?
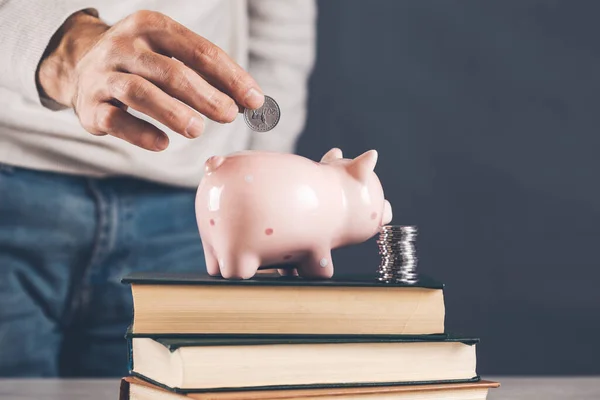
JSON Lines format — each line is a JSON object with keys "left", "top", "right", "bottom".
{"left": 37, "top": 10, "right": 265, "bottom": 151}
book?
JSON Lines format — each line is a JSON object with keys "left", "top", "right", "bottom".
{"left": 119, "top": 376, "right": 499, "bottom": 400}
{"left": 127, "top": 334, "right": 478, "bottom": 392}
{"left": 121, "top": 272, "right": 445, "bottom": 336}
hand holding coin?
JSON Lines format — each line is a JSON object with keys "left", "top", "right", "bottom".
{"left": 36, "top": 10, "right": 268, "bottom": 151}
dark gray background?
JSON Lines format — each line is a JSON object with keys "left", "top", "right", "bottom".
{"left": 296, "top": 0, "right": 600, "bottom": 375}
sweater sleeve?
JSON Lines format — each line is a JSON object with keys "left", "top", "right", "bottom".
{"left": 0, "top": 1, "right": 96, "bottom": 106}
{"left": 245, "top": 0, "right": 317, "bottom": 153}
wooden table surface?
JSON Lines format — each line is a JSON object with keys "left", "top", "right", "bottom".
{"left": 0, "top": 377, "right": 599, "bottom": 399}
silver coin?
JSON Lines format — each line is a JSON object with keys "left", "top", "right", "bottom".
{"left": 379, "top": 250, "right": 415, "bottom": 254}
{"left": 399, "top": 256, "right": 418, "bottom": 261}
{"left": 380, "top": 226, "right": 417, "bottom": 232}
{"left": 380, "top": 233, "right": 413, "bottom": 237}
{"left": 243, "top": 95, "right": 281, "bottom": 132}
{"left": 398, "top": 279, "right": 418, "bottom": 284}
{"left": 378, "top": 248, "right": 416, "bottom": 253}
{"left": 384, "top": 255, "right": 416, "bottom": 260}
{"left": 400, "top": 270, "right": 418, "bottom": 276}
{"left": 379, "top": 247, "right": 412, "bottom": 251}
{"left": 400, "top": 258, "right": 418, "bottom": 263}
{"left": 400, "top": 274, "right": 418, "bottom": 279}
{"left": 378, "top": 235, "right": 416, "bottom": 240}
{"left": 380, "top": 259, "right": 402, "bottom": 263}
{"left": 379, "top": 232, "right": 417, "bottom": 241}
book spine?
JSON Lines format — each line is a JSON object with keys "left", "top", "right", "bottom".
{"left": 127, "top": 336, "right": 134, "bottom": 372}
{"left": 119, "top": 378, "right": 131, "bottom": 400}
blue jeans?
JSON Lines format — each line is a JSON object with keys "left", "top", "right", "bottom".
{"left": 0, "top": 163, "right": 205, "bottom": 377}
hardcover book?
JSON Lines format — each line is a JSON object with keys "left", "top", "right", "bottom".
{"left": 119, "top": 376, "right": 499, "bottom": 400}
{"left": 122, "top": 272, "right": 445, "bottom": 336}
{"left": 126, "top": 333, "right": 478, "bottom": 392}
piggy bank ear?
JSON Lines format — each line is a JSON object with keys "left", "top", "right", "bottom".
{"left": 347, "top": 150, "right": 378, "bottom": 182}
{"left": 320, "top": 147, "right": 343, "bottom": 163}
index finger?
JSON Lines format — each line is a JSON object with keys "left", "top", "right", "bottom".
{"left": 149, "top": 18, "right": 265, "bottom": 110}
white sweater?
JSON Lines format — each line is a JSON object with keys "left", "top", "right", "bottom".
{"left": 0, "top": 0, "right": 316, "bottom": 188}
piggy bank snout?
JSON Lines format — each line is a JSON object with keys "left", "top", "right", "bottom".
{"left": 382, "top": 199, "right": 392, "bottom": 225}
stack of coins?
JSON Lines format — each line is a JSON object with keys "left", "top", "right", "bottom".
{"left": 376, "top": 225, "right": 418, "bottom": 284}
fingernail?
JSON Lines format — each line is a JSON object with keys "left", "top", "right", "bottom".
{"left": 185, "top": 117, "right": 204, "bottom": 138}
{"left": 244, "top": 88, "right": 264, "bottom": 108}
{"left": 155, "top": 134, "right": 169, "bottom": 150}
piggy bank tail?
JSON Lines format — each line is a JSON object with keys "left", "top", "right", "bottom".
{"left": 205, "top": 155, "right": 226, "bottom": 174}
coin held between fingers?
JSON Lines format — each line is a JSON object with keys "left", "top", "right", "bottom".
{"left": 243, "top": 95, "right": 281, "bottom": 132}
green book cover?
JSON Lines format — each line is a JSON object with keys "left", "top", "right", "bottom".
{"left": 121, "top": 271, "right": 444, "bottom": 289}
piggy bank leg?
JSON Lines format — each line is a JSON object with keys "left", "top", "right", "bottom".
{"left": 278, "top": 267, "right": 299, "bottom": 277}
{"left": 202, "top": 242, "right": 220, "bottom": 276}
{"left": 219, "top": 252, "right": 260, "bottom": 280}
{"left": 297, "top": 250, "right": 334, "bottom": 279}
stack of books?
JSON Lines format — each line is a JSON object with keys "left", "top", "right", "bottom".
{"left": 118, "top": 271, "right": 499, "bottom": 399}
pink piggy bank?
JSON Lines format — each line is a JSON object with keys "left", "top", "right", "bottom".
{"left": 195, "top": 148, "right": 393, "bottom": 279}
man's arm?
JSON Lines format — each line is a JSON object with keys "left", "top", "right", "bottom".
{"left": 0, "top": 1, "right": 93, "bottom": 107}
{"left": 246, "top": 0, "right": 317, "bottom": 153}
{"left": 0, "top": 4, "right": 266, "bottom": 152}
